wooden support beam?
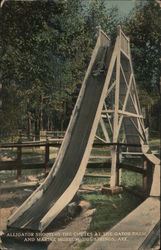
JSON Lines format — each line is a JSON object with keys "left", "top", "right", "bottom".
{"left": 110, "top": 145, "right": 119, "bottom": 187}
{"left": 16, "top": 143, "right": 22, "bottom": 179}
{"left": 102, "top": 109, "right": 114, "bottom": 113}
{"left": 129, "top": 117, "right": 145, "bottom": 142}
{"left": 99, "top": 117, "right": 110, "bottom": 143}
{"left": 110, "top": 28, "right": 121, "bottom": 188}
{"left": 143, "top": 158, "right": 148, "bottom": 195}
{"left": 117, "top": 73, "right": 133, "bottom": 138}
{"left": 44, "top": 141, "right": 50, "bottom": 173}
{"left": 106, "top": 80, "right": 116, "bottom": 97}
{"left": 0, "top": 162, "right": 47, "bottom": 171}
{"left": 120, "top": 49, "right": 130, "bottom": 60}
{"left": 95, "top": 135, "right": 108, "bottom": 144}
{"left": 103, "top": 102, "right": 113, "bottom": 133}
{"left": 120, "top": 64, "right": 138, "bottom": 114}
{"left": 84, "top": 174, "right": 110, "bottom": 178}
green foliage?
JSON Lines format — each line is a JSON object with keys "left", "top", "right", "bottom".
{"left": 124, "top": 0, "right": 161, "bottom": 93}
{"left": 1, "top": 0, "right": 66, "bottom": 133}
{"left": 0, "top": 0, "right": 120, "bottom": 135}
{"left": 123, "top": 0, "right": 161, "bottom": 132}
{"left": 80, "top": 192, "right": 143, "bottom": 233}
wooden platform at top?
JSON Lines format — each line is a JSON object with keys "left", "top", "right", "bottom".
{"left": 87, "top": 197, "right": 160, "bottom": 250}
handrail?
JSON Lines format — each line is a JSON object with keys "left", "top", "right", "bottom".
{"left": 0, "top": 140, "right": 142, "bottom": 148}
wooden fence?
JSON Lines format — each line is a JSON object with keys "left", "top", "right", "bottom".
{"left": 0, "top": 140, "right": 153, "bottom": 196}
{"left": 0, "top": 139, "right": 112, "bottom": 178}
{"left": 0, "top": 140, "right": 62, "bottom": 178}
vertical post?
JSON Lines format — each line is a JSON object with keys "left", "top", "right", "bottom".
{"left": 143, "top": 157, "right": 148, "bottom": 196}
{"left": 45, "top": 139, "right": 49, "bottom": 173}
{"left": 110, "top": 146, "right": 117, "bottom": 187}
{"left": 116, "top": 144, "right": 120, "bottom": 185}
{"left": 147, "top": 161, "right": 153, "bottom": 195}
{"left": 16, "top": 139, "right": 22, "bottom": 179}
{"left": 0, "top": 82, "right": 2, "bottom": 112}
{"left": 110, "top": 26, "right": 121, "bottom": 188}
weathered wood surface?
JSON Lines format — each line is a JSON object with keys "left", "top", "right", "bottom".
{"left": 7, "top": 30, "right": 112, "bottom": 232}
{"left": 84, "top": 174, "right": 110, "bottom": 178}
{"left": 0, "top": 181, "right": 38, "bottom": 191}
{"left": 86, "top": 197, "right": 160, "bottom": 250}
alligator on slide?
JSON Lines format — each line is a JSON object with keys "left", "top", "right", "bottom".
{"left": 7, "top": 30, "right": 112, "bottom": 232}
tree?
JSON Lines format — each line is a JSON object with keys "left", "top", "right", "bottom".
{"left": 123, "top": 0, "right": 161, "bottom": 132}
{"left": 0, "top": 0, "right": 120, "bottom": 137}
{"left": 0, "top": 0, "right": 66, "bottom": 136}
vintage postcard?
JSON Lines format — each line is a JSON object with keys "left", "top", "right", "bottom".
{"left": 0, "top": 1, "right": 160, "bottom": 249}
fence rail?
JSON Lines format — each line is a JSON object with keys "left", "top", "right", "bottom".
{"left": 0, "top": 140, "right": 142, "bottom": 179}
{"left": 0, "top": 140, "right": 155, "bottom": 196}
{"left": 0, "top": 140, "right": 59, "bottom": 178}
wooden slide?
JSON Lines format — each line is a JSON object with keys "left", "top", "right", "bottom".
{"left": 7, "top": 30, "right": 112, "bottom": 232}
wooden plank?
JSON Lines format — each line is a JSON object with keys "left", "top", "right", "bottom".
{"left": 139, "top": 221, "right": 160, "bottom": 250}
{"left": 95, "top": 135, "right": 107, "bottom": 144}
{"left": 84, "top": 174, "right": 110, "bottom": 178}
{"left": 103, "top": 102, "right": 113, "bottom": 133}
{"left": 89, "top": 155, "right": 111, "bottom": 159}
{"left": 118, "top": 110, "right": 143, "bottom": 118}
{"left": 121, "top": 48, "right": 130, "bottom": 60}
{"left": 120, "top": 63, "right": 138, "bottom": 114}
{"left": 102, "top": 109, "right": 114, "bottom": 113}
{"left": 0, "top": 182, "right": 38, "bottom": 191}
{"left": 99, "top": 117, "right": 110, "bottom": 143}
{"left": 106, "top": 80, "right": 116, "bottom": 97}
{"left": 0, "top": 140, "right": 62, "bottom": 148}
{"left": 129, "top": 117, "right": 146, "bottom": 142}
{"left": 122, "top": 152, "right": 143, "bottom": 155}
{"left": 7, "top": 31, "right": 112, "bottom": 230}
{"left": 117, "top": 73, "right": 133, "bottom": 138}
{"left": 144, "top": 153, "right": 160, "bottom": 165}
{"left": 0, "top": 162, "right": 46, "bottom": 170}
{"left": 110, "top": 30, "right": 120, "bottom": 187}
{"left": 0, "top": 140, "right": 142, "bottom": 149}
{"left": 87, "top": 197, "right": 160, "bottom": 250}
{"left": 150, "top": 164, "right": 160, "bottom": 197}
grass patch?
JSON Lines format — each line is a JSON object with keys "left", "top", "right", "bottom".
{"left": 149, "top": 138, "right": 160, "bottom": 151}
{"left": 87, "top": 192, "right": 143, "bottom": 232}
{"left": 82, "top": 168, "right": 110, "bottom": 185}
{"left": 90, "top": 146, "right": 110, "bottom": 156}
{"left": 121, "top": 169, "right": 142, "bottom": 190}
{"left": 86, "top": 168, "right": 110, "bottom": 175}
{"left": 21, "top": 168, "right": 43, "bottom": 176}
{"left": 121, "top": 157, "right": 143, "bottom": 166}
{"left": 82, "top": 177, "right": 109, "bottom": 185}
{"left": 77, "top": 191, "right": 143, "bottom": 249}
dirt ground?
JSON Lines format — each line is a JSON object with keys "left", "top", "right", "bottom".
{"left": 0, "top": 188, "right": 33, "bottom": 232}
{"left": 0, "top": 176, "right": 160, "bottom": 250}
{"left": 0, "top": 177, "right": 97, "bottom": 250}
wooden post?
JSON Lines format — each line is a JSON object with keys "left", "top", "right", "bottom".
{"left": 116, "top": 144, "right": 121, "bottom": 185}
{"left": 147, "top": 161, "right": 153, "bottom": 195}
{"left": 111, "top": 145, "right": 120, "bottom": 187}
{"left": 45, "top": 140, "right": 49, "bottom": 173}
{"left": 110, "top": 27, "right": 121, "bottom": 188}
{"left": 143, "top": 157, "right": 148, "bottom": 196}
{"left": 0, "top": 82, "right": 2, "bottom": 111}
{"left": 16, "top": 140, "right": 22, "bottom": 179}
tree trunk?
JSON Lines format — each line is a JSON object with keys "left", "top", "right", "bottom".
{"left": 35, "top": 119, "right": 40, "bottom": 140}
{"left": 27, "top": 115, "right": 31, "bottom": 139}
